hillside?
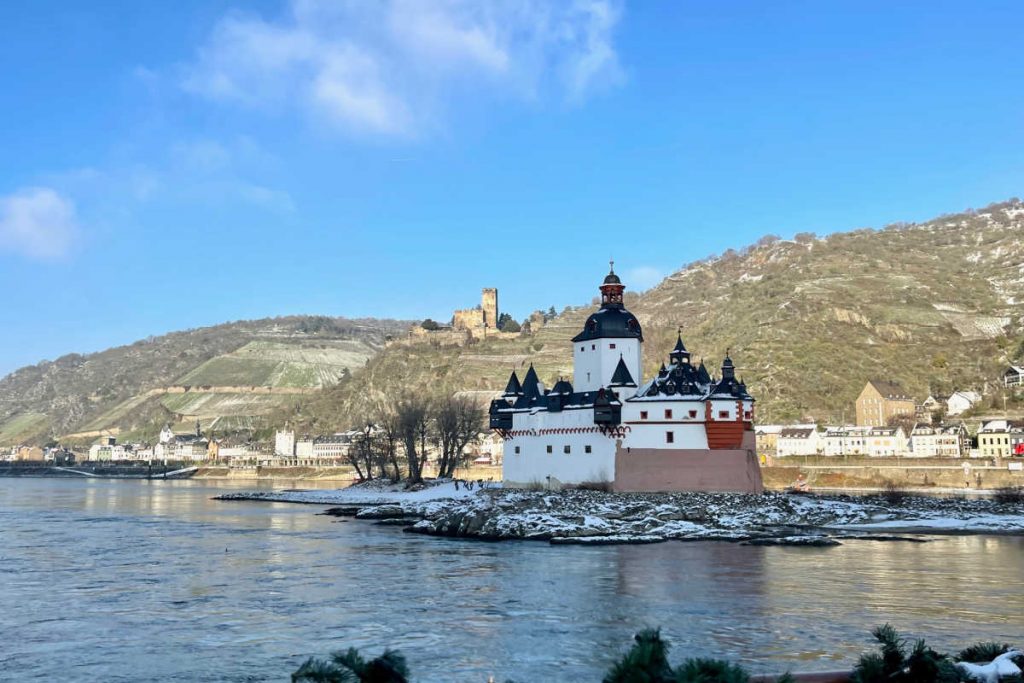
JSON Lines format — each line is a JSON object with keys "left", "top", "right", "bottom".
{"left": 0, "top": 316, "right": 411, "bottom": 445}
{"left": 284, "top": 199, "right": 1024, "bottom": 430}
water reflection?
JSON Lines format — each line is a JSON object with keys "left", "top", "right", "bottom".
{"left": 1, "top": 478, "right": 1022, "bottom": 682}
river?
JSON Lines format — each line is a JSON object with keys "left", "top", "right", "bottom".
{"left": 1, "top": 477, "right": 1021, "bottom": 682}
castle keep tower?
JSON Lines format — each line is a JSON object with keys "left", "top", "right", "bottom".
{"left": 482, "top": 288, "right": 498, "bottom": 328}
{"left": 453, "top": 287, "right": 500, "bottom": 334}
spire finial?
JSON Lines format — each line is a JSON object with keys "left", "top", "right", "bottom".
{"left": 609, "top": 258, "right": 615, "bottom": 274}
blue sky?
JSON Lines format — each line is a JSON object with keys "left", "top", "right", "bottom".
{"left": 2, "top": 0, "right": 1023, "bottom": 376}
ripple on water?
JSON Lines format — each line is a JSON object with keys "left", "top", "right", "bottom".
{"left": 1, "top": 478, "right": 1022, "bottom": 682}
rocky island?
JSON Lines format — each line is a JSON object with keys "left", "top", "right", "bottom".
{"left": 216, "top": 481, "right": 1024, "bottom": 545}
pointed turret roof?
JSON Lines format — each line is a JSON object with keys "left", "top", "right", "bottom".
{"left": 521, "top": 363, "right": 542, "bottom": 398}
{"left": 609, "top": 356, "right": 636, "bottom": 387}
{"left": 696, "top": 360, "right": 711, "bottom": 384}
{"left": 502, "top": 370, "right": 522, "bottom": 397}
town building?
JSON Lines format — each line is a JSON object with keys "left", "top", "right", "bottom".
{"left": 312, "top": 433, "right": 356, "bottom": 460}
{"left": 1003, "top": 366, "right": 1024, "bottom": 388}
{"left": 88, "top": 436, "right": 133, "bottom": 461}
{"left": 296, "top": 435, "right": 314, "bottom": 458}
{"left": 917, "top": 394, "right": 946, "bottom": 419}
{"left": 275, "top": 429, "right": 296, "bottom": 456}
{"left": 855, "top": 380, "right": 916, "bottom": 427}
{"left": 753, "top": 424, "right": 784, "bottom": 458}
{"left": 945, "top": 391, "right": 982, "bottom": 416}
{"left": 822, "top": 425, "right": 871, "bottom": 456}
{"left": 776, "top": 427, "right": 821, "bottom": 457}
{"left": 490, "top": 265, "right": 762, "bottom": 493}
{"left": 910, "top": 423, "right": 969, "bottom": 457}
{"left": 865, "top": 426, "right": 909, "bottom": 457}
{"left": 13, "top": 446, "right": 45, "bottom": 462}
{"left": 978, "top": 420, "right": 1024, "bottom": 457}
{"left": 155, "top": 422, "right": 209, "bottom": 461}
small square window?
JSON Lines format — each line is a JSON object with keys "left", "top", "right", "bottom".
{"left": 546, "top": 445, "right": 552, "bottom": 454}
{"left": 719, "top": 410, "right": 729, "bottom": 419}
{"left": 580, "top": 346, "right": 584, "bottom": 352}
{"left": 664, "top": 409, "right": 673, "bottom": 419}
{"left": 688, "top": 410, "right": 697, "bottom": 418}
{"left": 564, "top": 445, "right": 571, "bottom": 454}
{"left": 609, "top": 343, "right": 616, "bottom": 349}
{"left": 591, "top": 344, "right": 596, "bottom": 350}
{"left": 666, "top": 431, "right": 675, "bottom": 444}
{"left": 514, "top": 446, "right": 520, "bottom": 454}
{"left": 640, "top": 410, "right": 648, "bottom": 420}
{"left": 585, "top": 445, "right": 592, "bottom": 454}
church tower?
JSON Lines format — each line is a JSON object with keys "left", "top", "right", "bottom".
{"left": 571, "top": 263, "right": 644, "bottom": 392}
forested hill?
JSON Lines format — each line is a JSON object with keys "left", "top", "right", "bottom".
{"left": 285, "top": 199, "right": 1024, "bottom": 431}
{"left": 0, "top": 316, "right": 410, "bottom": 445}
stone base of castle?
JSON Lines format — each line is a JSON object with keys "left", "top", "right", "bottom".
{"left": 612, "top": 434, "right": 764, "bottom": 494}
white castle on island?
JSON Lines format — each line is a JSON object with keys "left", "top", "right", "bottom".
{"left": 490, "top": 265, "right": 763, "bottom": 493}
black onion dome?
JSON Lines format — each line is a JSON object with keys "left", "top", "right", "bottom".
{"left": 603, "top": 270, "right": 621, "bottom": 285}
{"left": 572, "top": 307, "right": 643, "bottom": 342}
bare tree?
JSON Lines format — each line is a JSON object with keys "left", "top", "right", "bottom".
{"left": 395, "top": 394, "right": 430, "bottom": 484}
{"left": 433, "top": 396, "right": 484, "bottom": 479}
{"left": 372, "top": 403, "right": 403, "bottom": 482}
{"left": 345, "top": 420, "right": 376, "bottom": 481}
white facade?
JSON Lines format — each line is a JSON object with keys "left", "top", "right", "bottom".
{"left": 275, "top": 429, "right": 296, "bottom": 456}
{"left": 573, "top": 337, "right": 642, "bottom": 393}
{"left": 946, "top": 391, "right": 981, "bottom": 416}
{"left": 865, "top": 427, "right": 908, "bottom": 457}
{"left": 910, "top": 424, "right": 967, "bottom": 457}
{"left": 776, "top": 428, "right": 821, "bottom": 456}
{"left": 296, "top": 437, "right": 314, "bottom": 458}
{"left": 822, "top": 426, "right": 871, "bottom": 456}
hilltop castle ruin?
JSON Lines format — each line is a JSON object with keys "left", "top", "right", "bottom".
{"left": 453, "top": 288, "right": 498, "bottom": 332}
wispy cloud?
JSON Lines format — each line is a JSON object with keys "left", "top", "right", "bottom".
{"left": 182, "top": 0, "right": 625, "bottom": 137}
{"left": 0, "top": 187, "right": 80, "bottom": 261}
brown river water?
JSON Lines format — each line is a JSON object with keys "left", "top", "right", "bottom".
{"left": 1, "top": 477, "right": 1021, "bottom": 682}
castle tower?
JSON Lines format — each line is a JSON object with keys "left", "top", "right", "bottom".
{"left": 571, "top": 263, "right": 643, "bottom": 392}
{"left": 482, "top": 288, "right": 498, "bottom": 328}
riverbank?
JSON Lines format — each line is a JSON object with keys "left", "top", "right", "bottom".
{"left": 215, "top": 482, "right": 1024, "bottom": 545}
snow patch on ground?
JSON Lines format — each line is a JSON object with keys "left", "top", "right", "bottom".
{"left": 218, "top": 486, "right": 1024, "bottom": 545}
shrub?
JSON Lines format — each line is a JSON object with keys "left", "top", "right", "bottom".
{"left": 880, "top": 482, "right": 909, "bottom": 506}
{"left": 292, "top": 647, "right": 409, "bottom": 683}
{"left": 575, "top": 480, "right": 612, "bottom": 492}
{"left": 851, "top": 624, "right": 960, "bottom": 683}
{"left": 673, "top": 658, "right": 751, "bottom": 683}
{"left": 993, "top": 487, "right": 1024, "bottom": 505}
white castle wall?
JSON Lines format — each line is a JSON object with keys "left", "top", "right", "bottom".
{"left": 503, "top": 407, "right": 618, "bottom": 486}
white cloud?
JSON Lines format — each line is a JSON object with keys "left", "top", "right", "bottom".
{"left": 0, "top": 187, "right": 79, "bottom": 261}
{"left": 182, "top": 0, "right": 625, "bottom": 136}
{"left": 624, "top": 265, "right": 664, "bottom": 291}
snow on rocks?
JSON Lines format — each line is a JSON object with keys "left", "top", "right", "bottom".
{"left": 217, "top": 484, "right": 1024, "bottom": 546}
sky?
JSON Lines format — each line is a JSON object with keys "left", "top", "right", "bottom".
{"left": 1, "top": 0, "right": 1023, "bottom": 376}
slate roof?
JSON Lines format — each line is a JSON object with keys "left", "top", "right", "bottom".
{"left": 609, "top": 356, "right": 636, "bottom": 387}
{"left": 866, "top": 379, "right": 913, "bottom": 400}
